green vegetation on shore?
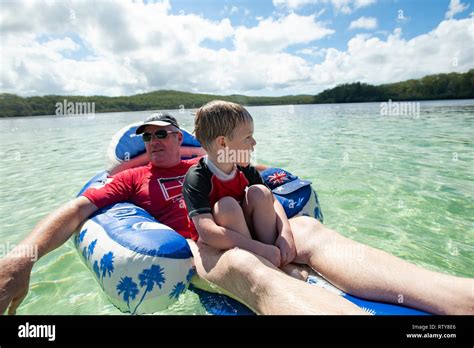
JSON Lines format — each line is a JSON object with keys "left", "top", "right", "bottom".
{"left": 1, "top": 69, "right": 472, "bottom": 117}
{"left": 314, "top": 69, "right": 474, "bottom": 103}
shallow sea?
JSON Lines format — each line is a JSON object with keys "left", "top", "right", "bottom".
{"left": 0, "top": 100, "right": 473, "bottom": 314}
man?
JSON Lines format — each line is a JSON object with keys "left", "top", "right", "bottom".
{"left": 0, "top": 113, "right": 472, "bottom": 315}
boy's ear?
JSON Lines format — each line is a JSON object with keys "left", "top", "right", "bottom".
{"left": 216, "top": 136, "right": 227, "bottom": 148}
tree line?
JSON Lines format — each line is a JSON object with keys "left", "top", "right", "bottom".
{"left": 313, "top": 69, "right": 474, "bottom": 103}
{"left": 1, "top": 69, "right": 472, "bottom": 117}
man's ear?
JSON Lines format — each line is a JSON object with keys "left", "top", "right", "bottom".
{"left": 177, "top": 131, "right": 183, "bottom": 146}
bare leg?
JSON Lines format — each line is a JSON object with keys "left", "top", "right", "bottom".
{"left": 214, "top": 195, "right": 307, "bottom": 281}
{"left": 241, "top": 184, "right": 278, "bottom": 244}
{"left": 280, "top": 263, "right": 309, "bottom": 281}
{"left": 290, "top": 216, "right": 474, "bottom": 315}
{"left": 188, "top": 239, "right": 367, "bottom": 315}
{"left": 213, "top": 196, "right": 252, "bottom": 239}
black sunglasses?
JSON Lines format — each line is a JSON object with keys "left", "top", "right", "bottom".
{"left": 142, "top": 130, "right": 180, "bottom": 142}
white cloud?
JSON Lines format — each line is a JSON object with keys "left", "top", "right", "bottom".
{"left": 312, "top": 18, "right": 474, "bottom": 89}
{"left": 445, "top": 0, "right": 470, "bottom": 19}
{"left": 0, "top": 1, "right": 331, "bottom": 96}
{"left": 42, "top": 38, "right": 80, "bottom": 52}
{"left": 297, "top": 46, "right": 327, "bottom": 57}
{"left": 273, "top": 0, "right": 376, "bottom": 13}
{"left": 349, "top": 16, "right": 378, "bottom": 30}
{"left": 0, "top": 0, "right": 235, "bottom": 96}
{"left": 234, "top": 13, "right": 334, "bottom": 53}
{"left": 331, "top": 0, "right": 376, "bottom": 14}
{"left": 0, "top": 1, "right": 473, "bottom": 97}
{"left": 273, "top": 0, "right": 318, "bottom": 9}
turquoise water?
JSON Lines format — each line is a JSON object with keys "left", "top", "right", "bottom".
{"left": 0, "top": 100, "right": 473, "bottom": 314}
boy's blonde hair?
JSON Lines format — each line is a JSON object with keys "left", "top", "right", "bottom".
{"left": 194, "top": 100, "right": 253, "bottom": 150}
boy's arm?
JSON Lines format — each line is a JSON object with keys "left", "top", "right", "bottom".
{"left": 192, "top": 214, "right": 281, "bottom": 267}
{"left": 273, "top": 198, "right": 296, "bottom": 265}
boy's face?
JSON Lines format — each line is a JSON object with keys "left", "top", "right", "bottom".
{"left": 220, "top": 120, "right": 256, "bottom": 167}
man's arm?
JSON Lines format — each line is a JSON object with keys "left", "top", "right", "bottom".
{"left": 0, "top": 196, "right": 98, "bottom": 315}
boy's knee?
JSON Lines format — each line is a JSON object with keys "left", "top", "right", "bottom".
{"left": 246, "top": 184, "right": 273, "bottom": 204}
{"left": 213, "top": 196, "right": 240, "bottom": 216}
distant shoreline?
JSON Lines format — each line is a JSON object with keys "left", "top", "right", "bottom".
{"left": 1, "top": 98, "right": 473, "bottom": 120}
{"left": 1, "top": 69, "right": 473, "bottom": 117}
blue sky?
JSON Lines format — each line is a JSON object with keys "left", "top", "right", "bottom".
{"left": 169, "top": 0, "right": 470, "bottom": 63}
{"left": 172, "top": 0, "right": 455, "bottom": 46}
{"left": 1, "top": 0, "right": 473, "bottom": 97}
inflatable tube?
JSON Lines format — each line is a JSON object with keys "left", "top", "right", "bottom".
{"left": 76, "top": 174, "right": 194, "bottom": 314}
{"left": 77, "top": 122, "right": 430, "bottom": 315}
{"left": 75, "top": 126, "right": 200, "bottom": 314}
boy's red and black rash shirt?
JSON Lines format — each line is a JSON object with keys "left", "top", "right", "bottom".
{"left": 182, "top": 156, "right": 265, "bottom": 219}
{"left": 82, "top": 157, "right": 201, "bottom": 241}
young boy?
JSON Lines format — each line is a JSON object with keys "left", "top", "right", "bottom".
{"left": 183, "top": 100, "right": 297, "bottom": 269}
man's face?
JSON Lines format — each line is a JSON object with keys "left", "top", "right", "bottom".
{"left": 223, "top": 120, "right": 256, "bottom": 167}
{"left": 143, "top": 124, "right": 183, "bottom": 167}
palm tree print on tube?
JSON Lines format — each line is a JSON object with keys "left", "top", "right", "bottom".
{"left": 117, "top": 276, "right": 139, "bottom": 312}
{"left": 186, "top": 268, "right": 195, "bottom": 283}
{"left": 169, "top": 282, "right": 186, "bottom": 299}
{"left": 100, "top": 251, "right": 115, "bottom": 282}
{"left": 93, "top": 260, "right": 100, "bottom": 279}
{"left": 76, "top": 228, "right": 88, "bottom": 247}
{"left": 87, "top": 239, "right": 97, "bottom": 260}
{"left": 132, "top": 264, "right": 166, "bottom": 314}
